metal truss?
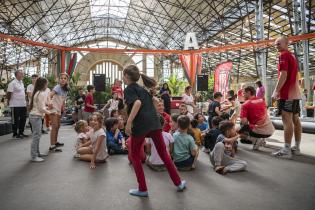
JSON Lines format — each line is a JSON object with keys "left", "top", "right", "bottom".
{"left": 0, "top": 0, "right": 314, "bottom": 79}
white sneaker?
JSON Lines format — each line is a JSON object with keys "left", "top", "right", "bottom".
{"left": 73, "top": 153, "right": 81, "bottom": 158}
{"left": 291, "top": 146, "right": 301, "bottom": 156}
{"left": 271, "top": 148, "right": 292, "bottom": 159}
{"left": 31, "top": 157, "right": 45, "bottom": 162}
{"left": 253, "top": 138, "right": 265, "bottom": 150}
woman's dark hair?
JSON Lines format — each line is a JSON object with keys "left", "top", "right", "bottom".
{"left": 191, "top": 119, "right": 198, "bottom": 128}
{"left": 30, "top": 77, "right": 48, "bottom": 111}
{"left": 105, "top": 117, "right": 119, "bottom": 131}
{"left": 219, "top": 120, "right": 235, "bottom": 136}
{"left": 110, "top": 109, "right": 118, "bottom": 117}
{"left": 185, "top": 86, "right": 192, "bottom": 93}
{"left": 194, "top": 113, "right": 203, "bottom": 120}
{"left": 227, "top": 90, "right": 236, "bottom": 101}
{"left": 161, "top": 83, "right": 171, "bottom": 94}
{"left": 59, "top": 73, "right": 69, "bottom": 92}
{"left": 255, "top": 80, "right": 262, "bottom": 87}
{"left": 123, "top": 65, "right": 157, "bottom": 88}
{"left": 244, "top": 86, "right": 256, "bottom": 96}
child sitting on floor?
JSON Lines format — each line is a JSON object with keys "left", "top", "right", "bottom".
{"left": 173, "top": 115, "right": 199, "bottom": 170}
{"left": 105, "top": 117, "right": 127, "bottom": 155}
{"left": 146, "top": 116, "right": 174, "bottom": 171}
{"left": 77, "top": 112, "right": 108, "bottom": 169}
{"left": 170, "top": 114, "right": 180, "bottom": 135}
{"left": 190, "top": 119, "right": 202, "bottom": 148}
{"left": 74, "top": 120, "right": 91, "bottom": 158}
{"left": 210, "top": 121, "right": 247, "bottom": 175}
{"left": 203, "top": 116, "right": 223, "bottom": 153}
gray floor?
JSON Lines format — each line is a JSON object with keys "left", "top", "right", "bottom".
{"left": 0, "top": 126, "right": 315, "bottom": 210}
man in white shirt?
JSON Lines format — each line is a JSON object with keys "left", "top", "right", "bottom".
{"left": 6, "top": 70, "right": 28, "bottom": 139}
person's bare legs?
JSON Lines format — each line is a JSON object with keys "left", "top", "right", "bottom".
{"left": 292, "top": 113, "right": 302, "bottom": 154}
{"left": 282, "top": 110, "right": 294, "bottom": 146}
{"left": 77, "top": 147, "right": 93, "bottom": 155}
{"left": 50, "top": 114, "right": 58, "bottom": 146}
{"left": 272, "top": 110, "right": 293, "bottom": 157}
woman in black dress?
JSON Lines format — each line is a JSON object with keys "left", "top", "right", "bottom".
{"left": 159, "top": 83, "right": 171, "bottom": 114}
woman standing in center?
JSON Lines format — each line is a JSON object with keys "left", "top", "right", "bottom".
{"left": 123, "top": 65, "right": 186, "bottom": 197}
{"left": 182, "top": 86, "right": 195, "bottom": 114}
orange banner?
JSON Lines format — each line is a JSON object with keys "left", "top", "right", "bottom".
{"left": 0, "top": 32, "right": 315, "bottom": 54}
{"left": 179, "top": 53, "right": 202, "bottom": 86}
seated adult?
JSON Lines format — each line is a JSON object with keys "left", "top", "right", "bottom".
{"left": 239, "top": 86, "right": 275, "bottom": 150}
{"left": 179, "top": 104, "right": 194, "bottom": 120}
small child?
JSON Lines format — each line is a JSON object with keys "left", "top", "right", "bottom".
{"left": 101, "top": 92, "right": 119, "bottom": 117}
{"left": 194, "top": 113, "right": 209, "bottom": 133}
{"left": 170, "top": 114, "right": 180, "bottom": 135}
{"left": 105, "top": 117, "right": 127, "bottom": 155}
{"left": 146, "top": 116, "right": 174, "bottom": 171}
{"left": 117, "top": 115, "right": 128, "bottom": 139}
{"left": 203, "top": 116, "right": 223, "bottom": 153}
{"left": 173, "top": 115, "right": 199, "bottom": 170}
{"left": 190, "top": 119, "right": 202, "bottom": 147}
{"left": 74, "top": 120, "right": 91, "bottom": 158}
{"left": 110, "top": 109, "right": 119, "bottom": 118}
{"left": 77, "top": 112, "right": 108, "bottom": 169}
{"left": 210, "top": 121, "right": 247, "bottom": 175}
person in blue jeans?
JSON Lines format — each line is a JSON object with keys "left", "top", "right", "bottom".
{"left": 105, "top": 117, "right": 128, "bottom": 155}
{"left": 29, "top": 77, "right": 54, "bottom": 162}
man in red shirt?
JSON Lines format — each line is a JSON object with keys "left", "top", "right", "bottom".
{"left": 239, "top": 86, "right": 275, "bottom": 150}
{"left": 272, "top": 36, "right": 302, "bottom": 158}
{"left": 83, "top": 85, "right": 97, "bottom": 120}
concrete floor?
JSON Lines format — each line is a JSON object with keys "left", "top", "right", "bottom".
{"left": 0, "top": 126, "right": 315, "bottom": 210}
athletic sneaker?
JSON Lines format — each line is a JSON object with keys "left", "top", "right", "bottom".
{"left": 31, "top": 157, "right": 44, "bottom": 162}
{"left": 49, "top": 145, "right": 62, "bottom": 152}
{"left": 55, "top": 142, "right": 64, "bottom": 147}
{"left": 272, "top": 148, "right": 292, "bottom": 159}
{"left": 177, "top": 180, "right": 187, "bottom": 192}
{"left": 129, "top": 189, "right": 148, "bottom": 197}
{"left": 253, "top": 138, "right": 265, "bottom": 150}
{"left": 38, "top": 153, "right": 48, "bottom": 157}
{"left": 291, "top": 146, "right": 301, "bottom": 155}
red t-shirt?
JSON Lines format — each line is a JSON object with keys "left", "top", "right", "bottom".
{"left": 84, "top": 93, "right": 95, "bottom": 113}
{"left": 240, "top": 97, "right": 266, "bottom": 129}
{"left": 313, "top": 82, "right": 315, "bottom": 90}
{"left": 277, "top": 50, "right": 298, "bottom": 100}
{"left": 161, "top": 112, "right": 171, "bottom": 132}
{"left": 111, "top": 85, "right": 124, "bottom": 99}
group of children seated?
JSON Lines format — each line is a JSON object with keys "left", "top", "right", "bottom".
{"left": 72, "top": 98, "right": 247, "bottom": 175}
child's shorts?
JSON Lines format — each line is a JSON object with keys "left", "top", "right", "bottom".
{"left": 174, "top": 155, "right": 194, "bottom": 168}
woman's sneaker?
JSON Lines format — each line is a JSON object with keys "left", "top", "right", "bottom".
{"left": 272, "top": 148, "right": 292, "bottom": 159}
{"left": 177, "top": 180, "right": 187, "bottom": 192}
{"left": 49, "top": 145, "right": 62, "bottom": 152}
{"left": 31, "top": 157, "right": 44, "bottom": 162}
{"left": 55, "top": 142, "right": 64, "bottom": 147}
{"left": 291, "top": 146, "right": 301, "bottom": 155}
{"left": 129, "top": 189, "right": 148, "bottom": 197}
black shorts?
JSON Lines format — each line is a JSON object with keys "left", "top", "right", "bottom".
{"left": 277, "top": 99, "right": 300, "bottom": 115}
{"left": 239, "top": 124, "right": 271, "bottom": 139}
{"left": 174, "top": 155, "right": 194, "bottom": 168}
